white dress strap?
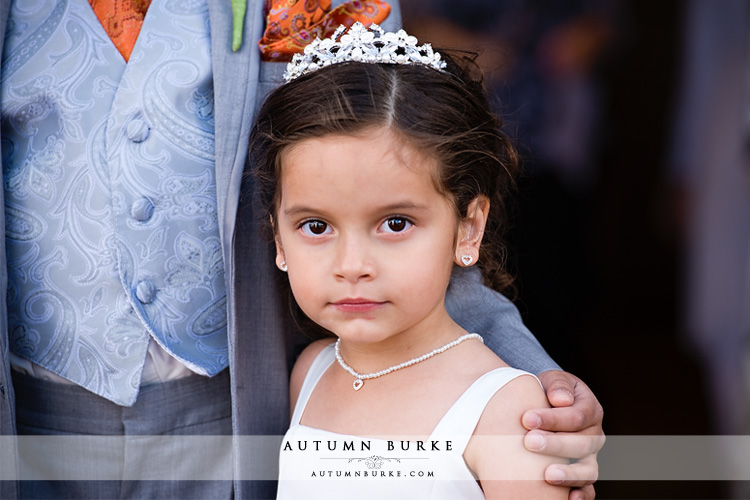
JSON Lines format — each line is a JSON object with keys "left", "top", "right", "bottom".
{"left": 290, "top": 343, "right": 336, "bottom": 425}
{"left": 430, "top": 367, "right": 538, "bottom": 454}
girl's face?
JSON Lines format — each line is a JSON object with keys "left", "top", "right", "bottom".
{"left": 274, "top": 127, "right": 487, "bottom": 349}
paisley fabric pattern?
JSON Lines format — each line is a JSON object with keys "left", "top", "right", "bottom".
{"left": 1, "top": 0, "right": 228, "bottom": 406}
{"left": 259, "top": 0, "right": 391, "bottom": 61}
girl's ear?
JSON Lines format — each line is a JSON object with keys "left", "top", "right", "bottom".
{"left": 454, "top": 195, "right": 490, "bottom": 267}
{"left": 275, "top": 240, "right": 288, "bottom": 272}
{"left": 272, "top": 217, "right": 288, "bottom": 272}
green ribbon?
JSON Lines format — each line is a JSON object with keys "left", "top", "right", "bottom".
{"left": 231, "top": 0, "right": 247, "bottom": 51}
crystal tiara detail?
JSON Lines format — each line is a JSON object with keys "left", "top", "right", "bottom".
{"left": 283, "top": 22, "right": 447, "bottom": 83}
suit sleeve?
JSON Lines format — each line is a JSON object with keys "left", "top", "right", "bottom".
{"left": 446, "top": 267, "right": 560, "bottom": 374}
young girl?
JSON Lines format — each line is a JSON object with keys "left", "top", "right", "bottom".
{"left": 250, "top": 23, "right": 568, "bottom": 499}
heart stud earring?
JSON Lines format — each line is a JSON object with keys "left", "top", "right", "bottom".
{"left": 279, "top": 261, "right": 288, "bottom": 272}
{"left": 461, "top": 255, "right": 473, "bottom": 266}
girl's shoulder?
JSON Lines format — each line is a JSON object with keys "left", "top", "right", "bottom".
{"left": 456, "top": 335, "right": 511, "bottom": 376}
{"left": 462, "top": 371, "right": 569, "bottom": 499}
{"left": 449, "top": 339, "right": 544, "bottom": 436}
{"left": 289, "top": 339, "right": 335, "bottom": 413}
{"left": 475, "top": 371, "right": 547, "bottom": 434}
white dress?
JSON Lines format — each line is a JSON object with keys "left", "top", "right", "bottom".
{"left": 276, "top": 343, "right": 536, "bottom": 499}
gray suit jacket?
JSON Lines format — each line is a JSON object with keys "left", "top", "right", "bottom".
{"left": 0, "top": 1, "right": 556, "bottom": 498}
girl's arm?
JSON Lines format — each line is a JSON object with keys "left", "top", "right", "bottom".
{"left": 464, "top": 374, "right": 570, "bottom": 500}
{"left": 448, "top": 267, "right": 603, "bottom": 499}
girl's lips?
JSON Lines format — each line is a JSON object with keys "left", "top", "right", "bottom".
{"left": 331, "top": 299, "right": 386, "bottom": 312}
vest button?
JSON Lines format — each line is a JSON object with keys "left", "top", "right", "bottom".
{"left": 135, "top": 279, "right": 157, "bottom": 304}
{"left": 131, "top": 197, "right": 155, "bottom": 222}
{"left": 126, "top": 118, "right": 150, "bottom": 143}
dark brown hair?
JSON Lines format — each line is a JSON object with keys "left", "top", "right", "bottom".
{"left": 249, "top": 51, "right": 519, "bottom": 294}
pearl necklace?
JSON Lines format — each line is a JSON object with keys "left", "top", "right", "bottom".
{"left": 334, "top": 333, "right": 484, "bottom": 391}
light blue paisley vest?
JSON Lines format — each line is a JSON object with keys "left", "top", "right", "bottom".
{"left": 1, "top": 0, "right": 228, "bottom": 406}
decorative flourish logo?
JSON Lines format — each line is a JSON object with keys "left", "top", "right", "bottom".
{"left": 348, "top": 455, "right": 402, "bottom": 470}
{"left": 284, "top": 439, "right": 444, "bottom": 478}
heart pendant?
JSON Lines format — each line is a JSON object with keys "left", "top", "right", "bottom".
{"left": 353, "top": 379, "right": 364, "bottom": 391}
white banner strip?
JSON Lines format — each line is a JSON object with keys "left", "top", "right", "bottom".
{"left": 0, "top": 436, "right": 748, "bottom": 481}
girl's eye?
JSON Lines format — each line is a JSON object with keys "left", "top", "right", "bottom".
{"left": 300, "top": 220, "right": 332, "bottom": 236}
{"left": 380, "top": 217, "right": 413, "bottom": 234}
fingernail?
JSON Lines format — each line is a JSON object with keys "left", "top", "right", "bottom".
{"left": 526, "top": 432, "right": 546, "bottom": 451}
{"left": 553, "top": 388, "right": 574, "bottom": 404}
{"left": 523, "top": 412, "right": 542, "bottom": 429}
{"left": 547, "top": 467, "right": 566, "bottom": 484}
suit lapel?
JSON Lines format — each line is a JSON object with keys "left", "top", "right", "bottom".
{"left": 207, "top": 0, "right": 263, "bottom": 252}
{"left": 0, "top": 0, "right": 10, "bottom": 54}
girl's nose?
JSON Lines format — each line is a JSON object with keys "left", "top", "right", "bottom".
{"left": 334, "top": 234, "right": 377, "bottom": 282}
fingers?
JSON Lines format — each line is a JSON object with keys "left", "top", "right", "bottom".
{"left": 524, "top": 428, "right": 606, "bottom": 460}
{"left": 538, "top": 370, "right": 576, "bottom": 407}
{"left": 526, "top": 372, "right": 604, "bottom": 433}
{"left": 530, "top": 405, "right": 587, "bottom": 432}
{"left": 568, "top": 484, "right": 596, "bottom": 500}
{"left": 544, "top": 454, "right": 599, "bottom": 488}
{"left": 522, "top": 403, "right": 595, "bottom": 433}
{"left": 528, "top": 371, "right": 604, "bottom": 495}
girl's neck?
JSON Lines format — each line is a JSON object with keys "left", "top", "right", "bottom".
{"left": 335, "top": 310, "right": 467, "bottom": 375}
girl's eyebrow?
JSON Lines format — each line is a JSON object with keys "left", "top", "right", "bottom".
{"left": 284, "top": 201, "right": 429, "bottom": 217}
{"left": 378, "top": 202, "right": 430, "bottom": 212}
{"left": 283, "top": 205, "right": 327, "bottom": 217}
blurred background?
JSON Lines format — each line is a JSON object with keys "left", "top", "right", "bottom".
{"left": 402, "top": 1, "right": 750, "bottom": 498}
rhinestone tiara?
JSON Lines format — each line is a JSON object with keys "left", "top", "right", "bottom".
{"left": 283, "top": 22, "right": 447, "bottom": 83}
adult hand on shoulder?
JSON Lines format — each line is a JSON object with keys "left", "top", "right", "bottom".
{"left": 522, "top": 370, "right": 604, "bottom": 500}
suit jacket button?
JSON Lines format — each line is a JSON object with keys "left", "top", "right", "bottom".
{"left": 135, "top": 279, "right": 157, "bottom": 304}
{"left": 131, "top": 196, "right": 155, "bottom": 222}
{"left": 126, "top": 118, "right": 150, "bottom": 143}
